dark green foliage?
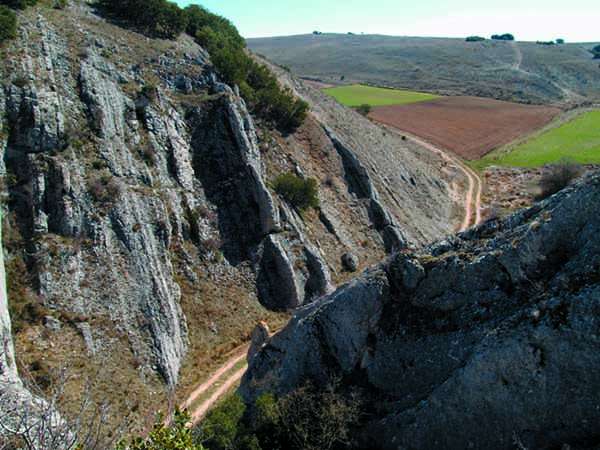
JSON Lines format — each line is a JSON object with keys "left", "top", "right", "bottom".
{"left": 273, "top": 173, "right": 319, "bottom": 212}
{"left": 355, "top": 104, "right": 371, "bottom": 116}
{"left": 117, "top": 410, "right": 205, "bottom": 450}
{"left": 491, "top": 33, "right": 515, "bottom": 41}
{"left": 185, "top": 5, "right": 244, "bottom": 50}
{"left": 536, "top": 40, "right": 556, "bottom": 46}
{"left": 0, "top": 5, "right": 16, "bottom": 43}
{"left": 195, "top": 384, "right": 361, "bottom": 450}
{"left": 195, "top": 395, "right": 247, "bottom": 450}
{"left": 591, "top": 45, "right": 600, "bottom": 59}
{"left": 556, "top": 39, "right": 565, "bottom": 44}
{"left": 188, "top": 5, "right": 307, "bottom": 132}
{"left": 536, "top": 159, "right": 582, "bottom": 200}
{"left": 97, "top": 0, "right": 187, "bottom": 39}
{"left": 466, "top": 36, "right": 485, "bottom": 42}
{"left": 0, "top": 0, "right": 36, "bottom": 9}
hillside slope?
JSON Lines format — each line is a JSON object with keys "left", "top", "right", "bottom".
{"left": 258, "top": 57, "right": 465, "bottom": 244}
{"left": 0, "top": 1, "right": 459, "bottom": 434}
{"left": 248, "top": 34, "right": 600, "bottom": 104}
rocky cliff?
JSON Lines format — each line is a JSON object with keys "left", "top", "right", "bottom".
{"left": 0, "top": 0, "right": 458, "bottom": 429}
{"left": 241, "top": 172, "right": 600, "bottom": 450}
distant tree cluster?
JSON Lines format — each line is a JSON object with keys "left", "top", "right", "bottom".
{"left": 313, "top": 30, "right": 322, "bottom": 35}
{"left": 556, "top": 38, "right": 565, "bottom": 44}
{"left": 591, "top": 44, "right": 600, "bottom": 59}
{"left": 491, "top": 33, "right": 515, "bottom": 41}
{"left": 96, "top": 1, "right": 308, "bottom": 132}
{"left": 466, "top": 36, "right": 485, "bottom": 42}
{"left": 536, "top": 40, "right": 556, "bottom": 46}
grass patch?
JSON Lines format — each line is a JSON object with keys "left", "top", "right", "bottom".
{"left": 323, "top": 84, "right": 439, "bottom": 107}
{"left": 473, "top": 110, "right": 600, "bottom": 169}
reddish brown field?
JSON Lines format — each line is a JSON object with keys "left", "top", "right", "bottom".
{"left": 369, "top": 96, "right": 561, "bottom": 160}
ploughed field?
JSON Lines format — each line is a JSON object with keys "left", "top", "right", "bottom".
{"left": 369, "top": 96, "right": 560, "bottom": 160}
{"left": 473, "top": 109, "right": 600, "bottom": 168}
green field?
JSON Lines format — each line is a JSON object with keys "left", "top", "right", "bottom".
{"left": 473, "top": 110, "right": 600, "bottom": 169}
{"left": 323, "top": 84, "right": 439, "bottom": 107}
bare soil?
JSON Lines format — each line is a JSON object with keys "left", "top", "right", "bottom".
{"left": 369, "top": 96, "right": 561, "bottom": 159}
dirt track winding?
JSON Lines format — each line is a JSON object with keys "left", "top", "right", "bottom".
{"left": 383, "top": 126, "right": 482, "bottom": 230}
{"left": 180, "top": 345, "right": 248, "bottom": 411}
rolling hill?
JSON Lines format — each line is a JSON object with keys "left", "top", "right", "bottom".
{"left": 247, "top": 33, "right": 600, "bottom": 105}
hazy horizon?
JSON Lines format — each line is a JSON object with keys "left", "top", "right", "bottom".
{"left": 175, "top": 0, "right": 599, "bottom": 43}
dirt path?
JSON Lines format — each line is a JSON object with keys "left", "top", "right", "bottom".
{"left": 510, "top": 41, "right": 582, "bottom": 105}
{"left": 510, "top": 41, "right": 523, "bottom": 71}
{"left": 189, "top": 365, "right": 247, "bottom": 425}
{"left": 182, "top": 330, "right": 279, "bottom": 427}
{"left": 180, "top": 345, "right": 249, "bottom": 413}
{"left": 383, "top": 125, "right": 482, "bottom": 230}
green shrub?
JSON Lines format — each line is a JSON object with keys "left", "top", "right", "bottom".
{"left": 273, "top": 173, "right": 319, "bottom": 212}
{"left": 275, "top": 382, "right": 361, "bottom": 450}
{"left": 591, "top": 44, "right": 600, "bottom": 59}
{"left": 466, "top": 36, "right": 485, "bottom": 42}
{"left": 536, "top": 159, "right": 582, "bottom": 200}
{"left": 117, "top": 410, "right": 205, "bottom": 450}
{"left": 355, "top": 103, "right": 371, "bottom": 116}
{"left": 97, "top": 0, "right": 187, "bottom": 39}
{"left": 0, "top": 5, "right": 17, "bottom": 43}
{"left": 556, "top": 38, "right": 565, "bottom": 44}
{"left": 195, "top": 394, "right": 246, "bottom": 450}
{"left": 0, "top": 0, "right": 36, "bottom": 9}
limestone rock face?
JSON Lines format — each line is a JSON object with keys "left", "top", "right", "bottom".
{"left": 0, "top": 11, "right": 294, "bottom": 387}
{"left": 0, "top": 6, "right": 348, "bottom": 392}
{"left": 241, "top": 172, "right": 600, "bottom": 450}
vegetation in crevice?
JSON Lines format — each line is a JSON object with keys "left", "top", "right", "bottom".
{"left": 272, "top": 172, "right": 320, "bottom": 212}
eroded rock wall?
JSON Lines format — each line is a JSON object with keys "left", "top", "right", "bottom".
{"left": 241, "top": 172, "right": 600, "bottom": 450}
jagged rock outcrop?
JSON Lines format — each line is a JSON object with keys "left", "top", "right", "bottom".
{"left": 324, "top": 127, "right": 407, "bottom": 253}
{"left": 241, "top": 172, "right": 600, "bottom": 450}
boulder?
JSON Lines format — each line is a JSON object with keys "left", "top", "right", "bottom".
{"left": 341, "top": 252, "right": 359, "bottom": 272}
